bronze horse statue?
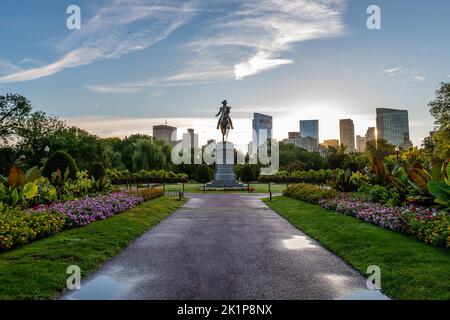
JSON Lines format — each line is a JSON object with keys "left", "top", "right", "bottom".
{"left": 215, "top": 100, "right": 234, "bottom": 143}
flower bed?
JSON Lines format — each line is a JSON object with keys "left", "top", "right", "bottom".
{"left": 283, "top": 183, "right": 449, "bottom": 247}
{"left": 0, "top": 210, "right": 65, "bottom": 250}
{"left": 318, "top": 196, "right": 449, "bottom": 247}
{"left": 33, "top": 192, "right": 144, "bottom": 228}
{"left": 0, "top": 191, "right": 165, "bottom": 251}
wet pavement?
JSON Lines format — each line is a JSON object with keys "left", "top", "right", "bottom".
{"left": 61, "top": 193, "right": 389, "bottom": 300}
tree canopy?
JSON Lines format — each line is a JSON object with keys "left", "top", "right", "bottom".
{"left": 0, "top": 94, "right": 32, "bottom": 145}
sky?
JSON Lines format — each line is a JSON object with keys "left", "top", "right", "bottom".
{"left": 1, "top": 0, "right": 449, "bottom": 149}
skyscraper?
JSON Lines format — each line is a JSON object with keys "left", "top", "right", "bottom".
{"left": 252, "top": 113, "right": 273, "bottom": 147}
{"left": 153, "top": 124, "right": 177, "bottom": 145}
{"left": 322, "top": 139, "right": 340, "bottom": 148}
{"left": 300, "top": 137, "right": 318, "bottom": 152}
{"left": 356, "top": 135, "right": 367, "bottom": 152}
{"left": 300, "top": 120, "right": 319, "bottom": 140}
{"left": 376, "top": 108, "right": 411, "bottom": 148}
{"left": 365, "top": 127, "right": 376, "bottom": 142}
{"left": 287, "top": 132, "right": 301, "bottom": 148}
{"left": 299, "top": 120, "right": 319, "bottom": 152}
{"left": 339, "top": 119, "right": 355, "bottom": 152}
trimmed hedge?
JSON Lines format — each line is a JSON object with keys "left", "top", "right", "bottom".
{"left": 240, "top": 165, "right": 255, "bottom": 183}
{"left": 126, "top": 188, "right": 165, "bottom": 201}
{"left": 42, "top": 151, "right": 78, "bottom": 180}
{"left": 259, "top": 169, "right": 333, "bottom": 184}
{"left": 90, "top": 162, "right": 106, "bottom": 180}
{"left": 283, "top": 183, "right": 339, "bottom": 204}
{"left": 107, "top": 169, "right": 188, "bottom": 185}
{"left": 196, "top": 165, "right": 212, "bottom": 183}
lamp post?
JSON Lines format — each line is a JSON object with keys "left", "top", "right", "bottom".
{"left": 396, "top": 146, "right": 400, "bottom": 160}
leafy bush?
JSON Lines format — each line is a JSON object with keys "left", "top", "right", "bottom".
{"left": 106, "top": 168, "right": 188, "bottom": 184}
{"left": 427, "top": 180, "right": 450, "bottom": 210}
{"left": 0, "top": 166, "right": 55, "bottom": 211}
{"left": 328, "top": 169, "right": 361, "bottom": 192}
{"left": 196, "top": 165, "right": 212, "bottom": 183}
{"left": 43, "top": 151, "right": 78, "bottom": 181}
{"left": 357, "top": 184, "right": 402, "bottom": 207}
{"left": 127, "top": 188, "right": 164, "bottom": 201}
{"left": 283, "top": 183, "right": 339, "bottom": 204}
{"left": 90, "top": 162, "right": 106, "bottom": 180}
{"left": 240, "top": 165, "right": 255, "bottom": 183}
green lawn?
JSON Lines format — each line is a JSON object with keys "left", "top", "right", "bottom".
{"left": 264, "top": 196, "right": 450, "bottom": 300}
{"left": 163, "top": 182, "right": 287, "bottom": 194}
{"left": 0, "top": 196, "right": 185, "bottom": 300}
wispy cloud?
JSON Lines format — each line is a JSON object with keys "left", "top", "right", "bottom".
{"left": 382, "top": 67, "right": 426, "bottom": 82}
{"left": 382, "top": 67, "right": 402, "bottom": 77}
{"left": 88, "top": 0, "right": 348, "bottom": 93}
{"left": 412, "top": 75, "right": 425, "bottom": 82}
{"left": 0, "top": 0, "right": 198, "bottom": 84}
{"left": 0, "top": 60, "right": 22, "bottom": 76}
{"left": 86, "top": 84, "right": 142, "bottom": 94}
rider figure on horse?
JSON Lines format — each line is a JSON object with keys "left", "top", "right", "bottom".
{"left": 215, "top": 100, "right": 234, "bottom": 130}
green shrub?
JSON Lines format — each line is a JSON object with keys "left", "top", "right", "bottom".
{"left": 90, "top": 162, "right": 106, "bottom": 180}
{"left": 358, "top": 184, "right": 402, "bottom": 207}
{"left": 127, "top": 188, "right": 164, "bottom": 201}
{"left": 240, "top": 165, "right": 255, "bottom": 183}
{"left": 329, "top": 169, "right": 361, "bottom": 192}
{"left": 42, "top": 151, "right": 78, "bottom": 181}
{"left": 368, "top": 185, "right": 390, "bottom": 203}
{"left": 283, "top": 183, "right": 339, "bottom": 204}
{"left": 259, "top": 169, "right": 333, "bottom": 184}
{"left": 196, "top": 165, "right": 212, "bottom": 183}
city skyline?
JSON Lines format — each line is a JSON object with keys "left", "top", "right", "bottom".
{"left": 0, "top": 0, "right": 448, "bottom": 148}
{"left": 151, "top": 106, "right": 413, "bottom": 154}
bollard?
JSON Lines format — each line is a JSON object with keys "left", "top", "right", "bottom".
{"left": 269, "top": 184, "right": 272, "bottom": 201}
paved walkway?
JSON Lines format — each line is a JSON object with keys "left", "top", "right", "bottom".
{"left": 62, "top": 194, "right": 388, "bottom": 300}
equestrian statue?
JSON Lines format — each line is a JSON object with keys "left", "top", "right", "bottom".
{"left": 215, "top": 100, "right": 234, "bottom": 143}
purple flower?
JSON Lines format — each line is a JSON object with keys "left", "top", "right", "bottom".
{"left": 29, "top": 192, "right": 144, "bottom": 228}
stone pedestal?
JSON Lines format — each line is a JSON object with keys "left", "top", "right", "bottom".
{"left": 207, "top": 142, "right": 244, "bottom": 188}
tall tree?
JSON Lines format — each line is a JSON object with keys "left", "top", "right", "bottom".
{"left": 16, "top": 111, "right": 65, "bottom": 167}
{"left": 47, "top": 126, "right": 105, "bottom": 170}
{"left": 117, "top": 134, "right": 153, "bottom": 171}
{"left": 132, "top": 139, "right": 167, "bottom": 171}
{"left": 428, "top": 82, "right": 450, "bottom": 160}
{"left": 429, "top": 82, "right": 450, "bottom": 130}
{"left": 0, "top": 93, "right": 32, "bottom": 145}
